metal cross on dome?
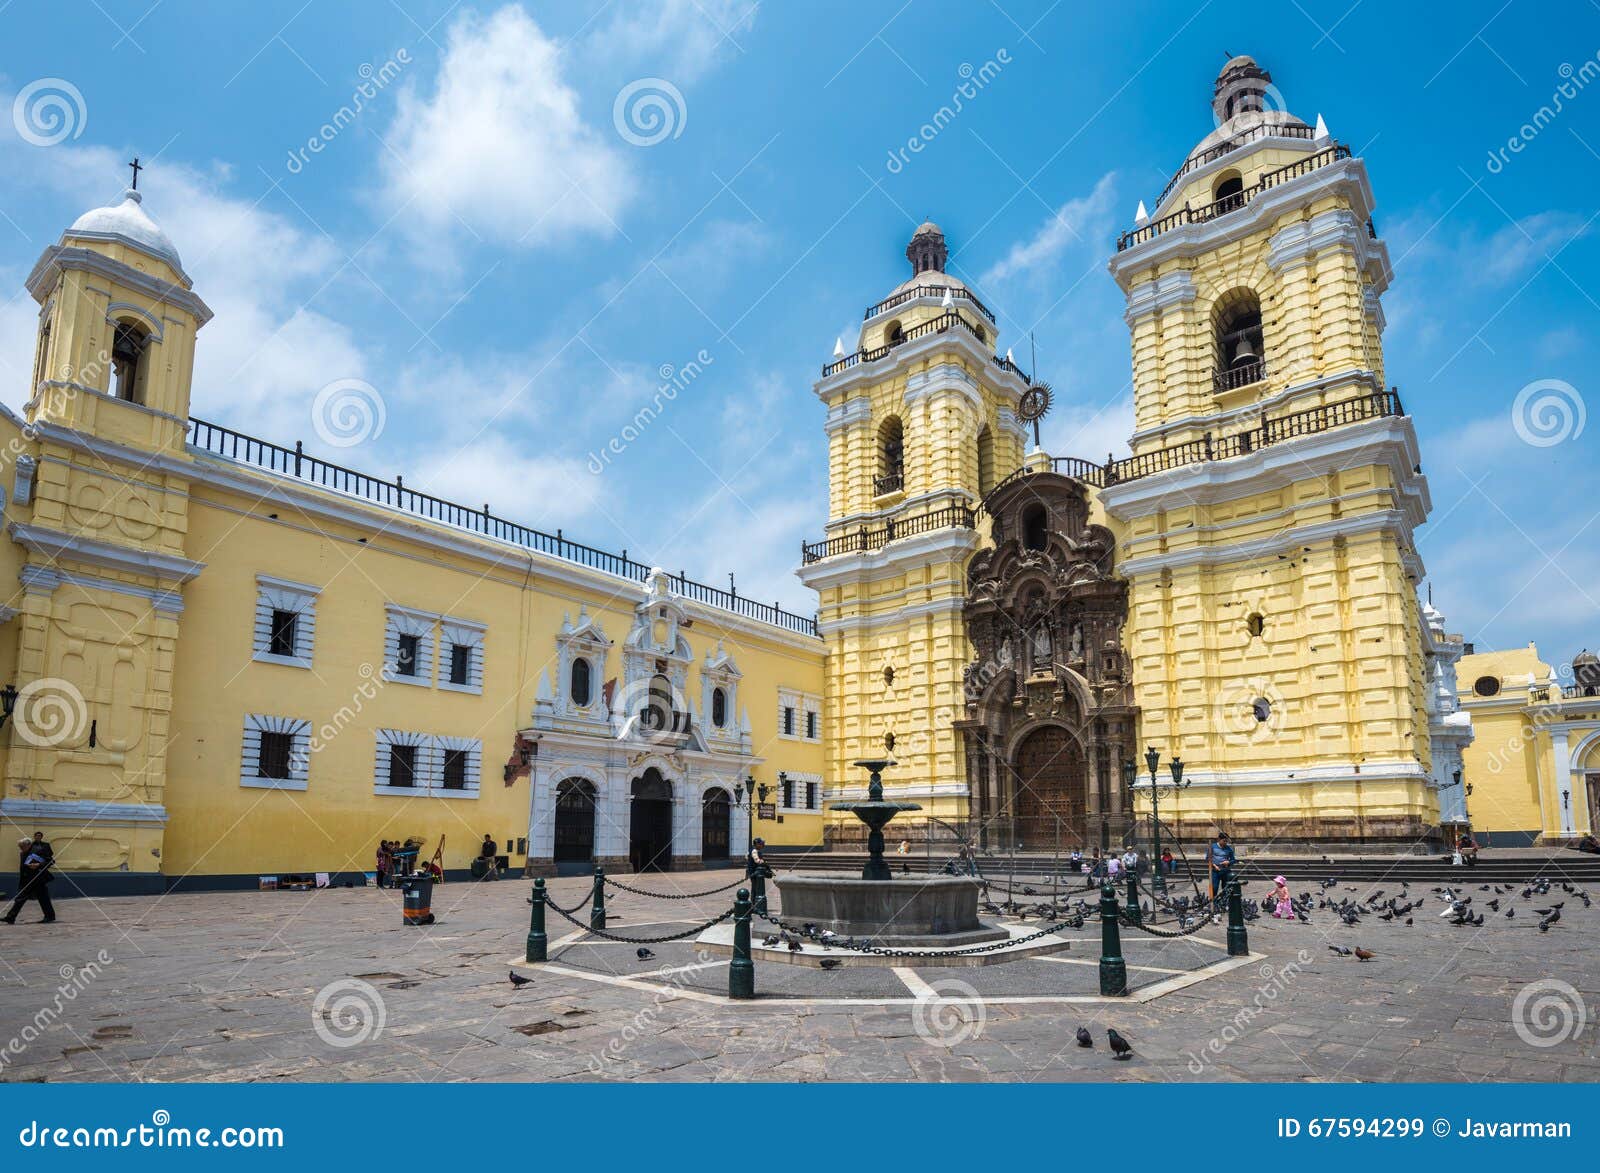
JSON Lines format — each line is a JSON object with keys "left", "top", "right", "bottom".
{"left": 128, "top": 157, "right": 143, "bottom": 190}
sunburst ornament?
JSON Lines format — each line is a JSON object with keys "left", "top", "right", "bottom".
{"left": 1017, "top": 382, "right": 1053, "bottom": 422}
{"left": 1017, "top": 382, "right": 1053, "bottom": 449}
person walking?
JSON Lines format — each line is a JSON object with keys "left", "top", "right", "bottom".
{"left": 375, "top": 840, "right": 391, "bottom": 889}
{"left": 1207, "top": 832, "right": 1236, "bottom": 904}
{"left": 3, "top": 835, "right": 56, "bottom": 924}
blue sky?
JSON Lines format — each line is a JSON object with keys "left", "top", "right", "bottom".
{"left": 0, "top": 0, "right": 1595, "bottom": 664}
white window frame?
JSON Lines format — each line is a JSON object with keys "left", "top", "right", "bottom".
{"left": 439, "top": 617, "right": 486, "bottom": 696}
{"left": 779, "top": 771, "right": 824, "bottom": 813}
{"left": 778, "top": 689, "right": 822, "bottom": 742}
{"left": 373, "top": 730, "right": 481, "bottom": 799}
{"left": 384, "top": 605, "right": 435, "bottom": 687}
{"left": 240, "top": 714, "right": 311, "bottom": 791}
{"left": 374, "top": 728, "right": 433, "bottom": 794}
{"left": 433, "top": 735, "right": 482, "bottom": 798}
{"left": 252, "top": 575, "right": 319, "bottom": 669}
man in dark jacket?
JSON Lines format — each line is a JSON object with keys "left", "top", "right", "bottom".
{"left": 3, "top": 834, "right": 56, "bottom": 924}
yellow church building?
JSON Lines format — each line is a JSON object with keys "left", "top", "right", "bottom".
{"left": 10, "top": 53, "right": 1576, "bottom": 892}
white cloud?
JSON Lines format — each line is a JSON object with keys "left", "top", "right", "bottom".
{"left": 381, "top": 5, "right": 634, "bottom": 254}
{"left": 980, "top": 172, "right": 1118, "bottom": 286}
{"left": 594, "top": 0, "right": 756, "bottom": 83}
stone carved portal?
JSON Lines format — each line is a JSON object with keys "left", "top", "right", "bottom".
{"left": 960, "top": 471, "right": 1137, "bottom": 852}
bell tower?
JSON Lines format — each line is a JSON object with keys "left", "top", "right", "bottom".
{"left": 1, "top": 177, "right": 210, "bottom": 889}
{"left": 1101, "top": 58, "right": 1439, "bottom": 844}
{"left": 797, "top": 222, "right": 1030, "bottom": 843}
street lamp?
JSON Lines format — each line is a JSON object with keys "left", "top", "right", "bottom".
{"left": 1127, "top": 745, "right": 1188, "bottom": 894}
{"left": 0, "top": 683, "right": 17, "bottom": 729}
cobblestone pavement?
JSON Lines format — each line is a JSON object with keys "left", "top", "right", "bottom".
{"left": 0, "top": 871, "right": 1594, "bottom": 1083}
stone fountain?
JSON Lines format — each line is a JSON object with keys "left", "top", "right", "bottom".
{"left": 773, "top": 759, "right": 1005, "bottom": 947}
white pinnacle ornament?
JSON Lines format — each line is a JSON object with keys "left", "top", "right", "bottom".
{"left": 1134, "top": 200, "right": 1149, "bottom": 225}
{"left": 833, "top": 336, "right": 846, "bottom": 358}
{"left": 940, "top": 287, "right": 953, "bottom": 308}
{"left": 1313, "top": 113, "right": 1329, "bottom": 143}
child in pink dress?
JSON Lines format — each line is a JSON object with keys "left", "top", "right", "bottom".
{"left": 1271, "top": 875, "right": 1292, "bottom": 918}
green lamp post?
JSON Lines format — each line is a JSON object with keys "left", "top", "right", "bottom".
{"left": 1128, "top": 746, "right": 1187, "bottom": 895}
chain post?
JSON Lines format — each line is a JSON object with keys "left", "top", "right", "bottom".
{"left": 1227, "top": 876, "right": 1249, "bottom": 956}
{"left": 750, "top": 867, "right": 769, "bottom": 918}
{"left": 590, "top": 865, "right": 606, "bottom": 931}
{"left": 729, "top": 887, "right": 755, "bottom": 1000}
{"left": 1099, "top": 882, "right": 1127, "bottom": 996}
{"left": 525, "top": 878, "right": 548, "bottom": 962}
{"left": 1124, "top": 870, "right": 1142, "bottom": 927}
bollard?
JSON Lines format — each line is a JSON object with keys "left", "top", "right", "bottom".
{"left": 1098, "top": 882, "right": 1127, "bottom": 996}
{"left": 1227, "top": 876, "right": 1249, "bottom": 957}
{"left": 525, "top": 878, "right": 548, "bottom": 963}
{"left": 590, "top": 866, "right": 606, "bottom": 931}
{"left": 1124, "top": 870, "right": 1142, "bottom": 927}
{"left": 751, "top": 867, "right": 770, "bottom": 919}
{"left": 729, "top": 887, "right": 755, "bottom": 1000}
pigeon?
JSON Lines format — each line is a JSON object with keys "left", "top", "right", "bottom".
{"left": 636, "top": 947, "right": 655, "bottom": 960}
{"left": 819, "top": 958, "right": 842, "bottom": 970}
{"left": 787, "top": 936, "right": 803, "bottom": 953}
{"left": 508, "top": 970, "right": 533, "bottom": 988}
{"left": 1506, "top": 908, "right": 1516, "bottom": 919}
{"left": 1327, "top": 944, "right": 1353, "bottom": 956}
{"left": 1107, "top": 1029, "right": 1133, "bottom": 1059}
{"left": 1353, "top": 947, "right": 1376, "bottom": 962}
{"left": 762, "top": 934, "right": 780, "bottom": 947}
{"left": 1539, "top": 909, "right": 1561, "bottom": 932}
{"left": 1404, "top": 918, "right": 1413, "bottom": 926}
{"left": 1075, "top": 1026, "right": 1093, "bottom": 1048}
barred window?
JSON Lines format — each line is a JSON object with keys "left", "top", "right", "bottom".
{"left": 442, "top": 748, "right": 468, "bottom": 790}
{"left": 388, "top": 744, "right": 418, "bottom": 788}
{"left": 257, "top": 731, "right": 293, "bottom": 779}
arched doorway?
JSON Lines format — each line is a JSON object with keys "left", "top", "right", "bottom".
{"left": 702, "top": 788, "right": 731, "bottom": 862}
{"left": 1011, "top": 725, "right": 1088, "bottom": 853}
{"left": 630, "top": 769, "right": 673, "bottom": 872}
{"left": 553, "top": 778, "right": 597, "bottom": 874}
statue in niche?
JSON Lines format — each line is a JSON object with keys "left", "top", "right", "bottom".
{"left": 1030, "top": 623, "right": 1052, "bottom": 672}
{"left": 1069, "top": 622, "right": 1084, "bottom": 661}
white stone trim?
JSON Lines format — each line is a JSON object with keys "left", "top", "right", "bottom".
{"left": 777, "top": 689, "right": 821, "bottom": 742}
{"left": 8, "top": 521, "right": 206, "bottom": 583}
{"left": 252, "top": 575, "right": 318, "bottom": 669}
{"left": 779, "top": 769, "right": 824, "bottom": 811}
{"left": 384, "top": 604, "right": 436, "bottom": 687}
{"left": 439, "top": 616, "right": 486, "bottom": 695}
{"left": 0, "top": 798, "right": 168, "bottom": 825}
{"left": 1123, "top": 270, "right": 1197, "bottom": 325}
{"left": 239, "top": 713, "right": 311, "bottom": 791}
{"left": 795, "top": 525, "right": 981, "bottom": 591}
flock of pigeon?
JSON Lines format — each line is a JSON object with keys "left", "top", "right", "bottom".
{"left": 1249, "top": 873, "right": 1588, "bottom": 964}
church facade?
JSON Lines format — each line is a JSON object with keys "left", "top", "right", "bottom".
{"left": 13, "top": 54, "right": 1587, "bottom": 890}
{"left": 801, "top": 56, "right": 1487, "bottom": 852}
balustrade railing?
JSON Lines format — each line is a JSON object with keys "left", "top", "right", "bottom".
{"left": 1213, "top": 358, "right": 1266, "bottom": 393}
{"left": 1118, "top": 143, "right": 1351, "bottom": 252}
{"left": 863, "top": 284, "right": 997, "bottom": 325}
{"left": 822, "top": 310, "right": 1029, "bottom": 382}
{"left": 800, "top": 504, "right": 976, "bottom": 564}
{"left": 1155, "top": 121, "right": 1316, "bottom": 207}
{"left": 187, "top": 417, "right": 819, "bottom": 636}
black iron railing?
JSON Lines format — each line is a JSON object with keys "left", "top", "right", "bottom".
{"left": 1118, "top": 143, "right": 1351, "bottom": 252}
{"left": 822, "top": 310, "right": 1029, "bottom": 382}
{"left": 1213, "top": 358, "right": 1266, "bottom": 393}
{"left": 800, "top": 504, "right": 975, "bottom": 564}
{"left": 874, "top": 472, "right": 904, "bottom": 495}
{"left": 979, "top": 391, "right": 1406, "bottom": 503}
{"left": 1560, "top": 684, "right": 1600, "bottom": 699}
{"left": 863, "top": 284, "right": 997, "bottom": 325}
{"left": 1155, "top": 122, "right": 1316, "bottom": 208}
{"left": 187, "top": 417, "right": 819, "bottom": 637}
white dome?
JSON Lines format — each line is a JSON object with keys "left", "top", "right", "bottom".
{"left": 66, "top": 188, "right": 182, "bottom": 270}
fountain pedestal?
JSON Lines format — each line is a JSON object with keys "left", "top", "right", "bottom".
{"left": 773, "top": 874, "right": 1005, "bottom": 946}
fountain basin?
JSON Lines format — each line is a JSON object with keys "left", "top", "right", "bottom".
{"left": 774, "top": 875, "right": 1007, "bottom": 947}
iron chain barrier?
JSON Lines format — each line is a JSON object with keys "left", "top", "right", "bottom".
{"left": 752, "top": 909, "right": 1077, "bottom": 959}
{"left": 543, "top": 895, "right": 738, "bottom": 943}
{"left": 602, "top": 873, "right": 751, "bottom": 900}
